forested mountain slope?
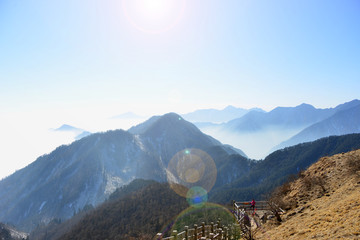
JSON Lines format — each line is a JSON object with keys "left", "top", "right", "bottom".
{"left": 210, "top": 133, "right": 360, "bottom": 203}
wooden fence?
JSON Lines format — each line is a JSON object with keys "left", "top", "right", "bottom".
{"left": 233, "top": 201, "right": 270, "bottom": 212}
{"left": 154, "top": 201, "right": 273, "bottom": 240}
{"left": 154, "top": 219, "right": 241, "bottom": 240}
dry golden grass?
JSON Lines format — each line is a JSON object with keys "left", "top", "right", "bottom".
{"left": 256, "top": 150, "right": 360, "bottom": 240}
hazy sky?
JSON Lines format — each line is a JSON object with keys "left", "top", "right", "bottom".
{"left": 1, "top": 0, "right": 360, "bottom": 178}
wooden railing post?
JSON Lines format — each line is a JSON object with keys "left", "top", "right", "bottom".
{"left": 211, "top": 222, "right": 214, "bottom": 234}
{"left": 209, "top": 233, "right": 215, "bottom": 240}
{"left": 202, "top": 222, "right": 205, "bottom": 237}
{"left": 194, "top": 224, "right": 198, "bottom": 239}
{"left": 194, "top": 224, "right": 197, "bottom": 239}
{"left": 172, "top": 230, "right": 178, "bottom": 240}
{"left": 262, "top": 212, "right": 268, "bottom": 224}
{"left": 155, "top": 233, "right": 162, "bottom": 240}
{"left": 185, "top": 226, "right": 188, "bottom": 240}
{"left": 217, "top": 218, "right": 221, "bottom": 229}
{"left": 224, "top": 226, "right": 228, "bottom": 240}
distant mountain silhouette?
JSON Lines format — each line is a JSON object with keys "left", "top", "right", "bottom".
{"left": 197, "top": 100, "right": 360, "bottom": 159}
{"left": 54, "top": 124, "right": 91, "bottom": 140}
{"left": 225, "top": 103, "right": 333, "bottom": 132}
{"left": 0, "top": 113, "right": 248, "bottom": 232}
{"left": 274, "top": 104, "right": 360, "bottom": 151}
{"left": 182, "top": 106, "right": 264, "bottom": 123}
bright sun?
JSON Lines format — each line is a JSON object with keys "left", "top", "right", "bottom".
{"left": 122, "top": 0, "right": 186, "bottom": 34}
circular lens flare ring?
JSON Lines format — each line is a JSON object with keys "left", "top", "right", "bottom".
{"left": 167, "top": 148, "right": 217, "bottom": 198}
{"left": 176, "top": 151, "right": 205, "bottom": 183}
{"left": 186, "top": 186, "right": 208, "bottom": 208}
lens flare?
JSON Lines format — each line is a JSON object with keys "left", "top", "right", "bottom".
{"left": 186, "top": 186, "right": 208, "bottom": 208}
{"left": 177, "top": 152, "right": 205, "bottom": 183}
{"left": 167, "top": 148, "right": 217, "bottom": 198}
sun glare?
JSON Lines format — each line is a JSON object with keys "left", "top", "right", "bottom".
{"left": 142, "top": 0, "right": 171, "bottom": 17}
{"left": 122, "top": 0, "right": 186, "bottom": 34}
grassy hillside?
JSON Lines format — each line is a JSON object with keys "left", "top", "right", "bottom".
{"left": 257, "top": 149, "right": 360, "bottom": 239}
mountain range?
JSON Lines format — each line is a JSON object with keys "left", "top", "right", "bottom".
{"left": 195, "top": 99, "right": 360, "bottom": 159}
{"left": 274, "top": 103, "right": 360, "bottom": 151}
{"left": 181, "top": 106, "right": 265, "bottom": 123}
{"left": 0, "top": 113, "right": 249, "bottom": 232}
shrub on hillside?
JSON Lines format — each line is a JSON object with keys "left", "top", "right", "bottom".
{"left": 346, "top": 153, "right": 360, "bottom": 175}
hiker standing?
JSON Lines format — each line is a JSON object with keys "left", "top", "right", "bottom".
{"left": 250, "top": 199, "right": 256, "bottom": 211}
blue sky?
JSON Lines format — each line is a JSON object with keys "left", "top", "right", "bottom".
{"left": 1, "top": 0, "right": 360, "bottom": 178}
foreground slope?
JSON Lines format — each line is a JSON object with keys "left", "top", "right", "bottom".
{"left": 257, "top": 150, "right": 360, "bottom": 239}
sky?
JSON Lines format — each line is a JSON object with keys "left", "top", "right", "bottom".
{"left": 1, "top": 0, "right": 360, "bottom": 179}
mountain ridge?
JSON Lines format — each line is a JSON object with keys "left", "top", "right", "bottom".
{"left": 181, "top": 106, "right": 265, "bottom": 123}
{"left": 196, "top": 99, "right": 360, "bottom": 159}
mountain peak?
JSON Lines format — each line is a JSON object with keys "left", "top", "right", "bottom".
{"left": 296, "top": 103, "right": 315, "bottom": 109}
{"left": 161, "top": 112, "right": 184, "bottom": 121}
{"left": 55, "top": 124, "right": 80, "bottom": 132}
{"left": 142, "top": 112, "right": 204, "bottom": 137}
{"left": 128, "top": 113, "right": 184, "bottom": 135}
{"left": 223, "top": 105, "right": 237, "bottom": 110}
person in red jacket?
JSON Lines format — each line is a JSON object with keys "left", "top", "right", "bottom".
{"left": 250, "top": 199, "right": 256, "bottom": 211}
